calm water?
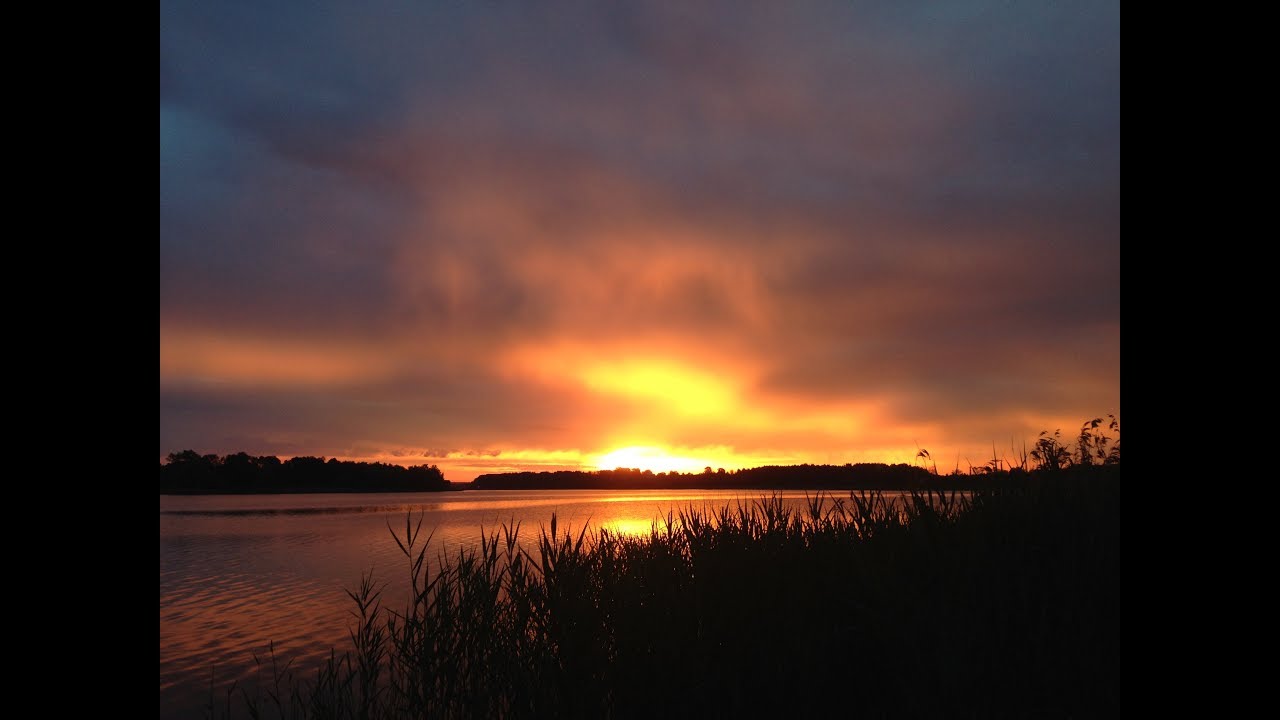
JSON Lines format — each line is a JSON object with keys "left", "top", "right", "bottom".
{"left": 159, "top": 488, "right": 852, "bottom": 719}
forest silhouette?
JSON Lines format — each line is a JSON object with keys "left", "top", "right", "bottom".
{"left": 161, "top": 417, "right": 1118, "bottom": 494}
{"left": 159, "top": 451, "right": 450, "bottom": 493}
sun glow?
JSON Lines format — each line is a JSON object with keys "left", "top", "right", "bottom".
{"left": 495, "top": 341, "right": 930, "bottom": 469}
{"left": 593, "top": 445, "right": 729, "bottom": 474}
{"left": 580, "top": 360, "right": 737, "bottom": 417}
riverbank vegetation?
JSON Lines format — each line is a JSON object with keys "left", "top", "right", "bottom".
{"left": 470, "top": 461, "right": 938, "bottom": 490}
{"left": 160, "top": 451, "right": 451, "bottom": 494}
{"left": 201, "top": 417, "right": 1120, "bottom": 717}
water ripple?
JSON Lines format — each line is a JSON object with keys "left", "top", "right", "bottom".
{"left": 159, "top": 489, "right": 840, "bottom": 719}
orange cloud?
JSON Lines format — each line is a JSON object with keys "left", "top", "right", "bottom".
{"left": 159, "top": 331, "right": 398, "bottom": 388}
{"left": 161, "top": 2, "right": 1119, "bottom": 483}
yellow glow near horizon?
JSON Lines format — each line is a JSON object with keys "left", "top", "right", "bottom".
{"left": 499, "top": 341, "right": 896, "bottom": 449}
{"left": 593, "top": 445, "right": 735, "bottom": 474}
{"left": 580, "top": 360, "right": 737, "bottom": 416}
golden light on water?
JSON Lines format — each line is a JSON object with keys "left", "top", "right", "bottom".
{"left": 598, "top": 516, "right": 663, "bottom": 537}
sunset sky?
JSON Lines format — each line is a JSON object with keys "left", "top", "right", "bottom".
{"left": 160, "top": 1, "right": 1119, "bottom": 482}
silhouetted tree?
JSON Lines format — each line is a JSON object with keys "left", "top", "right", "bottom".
{"left": 160, "top": 452, "right": 450, "bottom": 493}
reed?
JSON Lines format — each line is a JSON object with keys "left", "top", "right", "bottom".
{"left": 211, "top": 464, "right": 1119, "bottom": 719}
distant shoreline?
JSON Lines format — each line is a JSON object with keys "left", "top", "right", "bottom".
{"left": 159, "top": 484, "right": 468, "bottom": 496}
{"left": 462, "top": 462, "right": 1056, "bottom": 492}
{"left": 160, "top": 466, "right": 1116, "bottom": 491}
{"left": 159, "top": 451, "right": 451, "bottom": 494}
{"left": 161, "top": 454, "right": 1118, "bottom": 494}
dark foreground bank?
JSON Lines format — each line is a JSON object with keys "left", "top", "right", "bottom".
{"left": 205, "top": 465, "right": 1120, "bottom": 719}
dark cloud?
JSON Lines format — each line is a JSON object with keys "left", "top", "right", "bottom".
{"left": 161, "top": 1, "right": 1120, "bottom": 479}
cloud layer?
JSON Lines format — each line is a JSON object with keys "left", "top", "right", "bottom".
{"left": 161, "top": 1, "right": 1120, "bottom": 479}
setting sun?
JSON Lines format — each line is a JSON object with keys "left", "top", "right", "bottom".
{"left": 593, "top": 445, "right": 728, "bottom": 474}
{"left": 161, "top": 3, "right": 1120, "bottom": 715}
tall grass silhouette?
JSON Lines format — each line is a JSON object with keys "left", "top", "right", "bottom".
{"left": 205, "top": 423, "right": 1120, "bottom": 719}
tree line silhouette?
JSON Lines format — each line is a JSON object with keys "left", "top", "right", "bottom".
{"left": 159, "top": 451, "right": 451, "bottom": 494}
{"left": 160, "top": 417, "right": 1117, "bottom": 493}
{"left": 471, "top": 463, "right": 948, "bottom": 491}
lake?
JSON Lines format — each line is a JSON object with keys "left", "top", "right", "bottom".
{"left": 159, "top": 488, "right": 863, "bottom": 719}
